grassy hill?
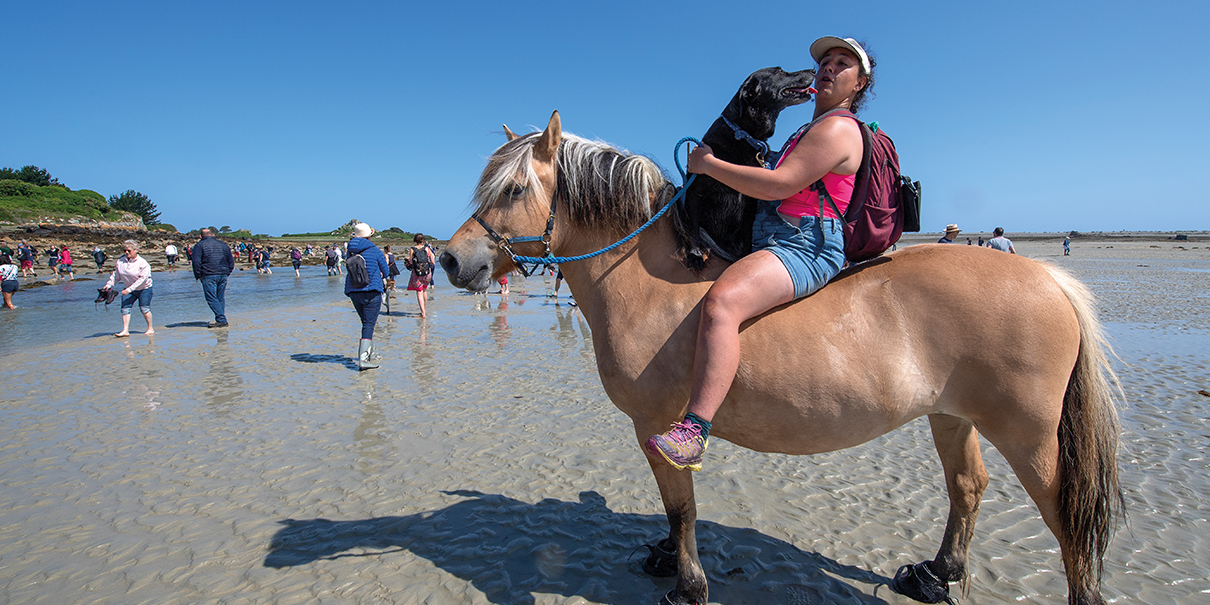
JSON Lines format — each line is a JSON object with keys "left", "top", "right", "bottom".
{"left": 0, "top": 179, "right": 123, "bottom": 224}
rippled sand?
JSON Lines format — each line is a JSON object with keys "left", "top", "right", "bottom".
{"left": 0, "top": 243, "right": 1206, "bottom": 604}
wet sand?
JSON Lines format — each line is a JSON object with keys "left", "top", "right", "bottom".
{"left": 0, "top": 242, "right": 1207, "bottom": 604}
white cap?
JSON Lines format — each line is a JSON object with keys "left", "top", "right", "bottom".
{"left": 809, "top": 36, "right": 871, "bottom": 76}
{"left": 353, "top": 223, "right": 373, "bottom": 238}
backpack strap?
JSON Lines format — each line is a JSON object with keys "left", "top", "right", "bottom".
{"left": 802, "top": 109, "right": 871, "bottom": 225}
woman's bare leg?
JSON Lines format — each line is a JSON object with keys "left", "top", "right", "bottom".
{"left": 116, "top": 313, "right": 132, "bottom": 337}
{"left": 686, "top": 251, "right": 795, "bottom": 422}
{"left": 142, "top": 310, "right": 154, "bottom": 335}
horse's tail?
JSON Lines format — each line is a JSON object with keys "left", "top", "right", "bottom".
{"left": 1046, "top": 264, "right": 1126, "bottom": 593}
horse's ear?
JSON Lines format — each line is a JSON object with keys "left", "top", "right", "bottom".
{"left": 534, "top": 110, "right": 561, "bottom": 162}
{"left": 503, "top": 125, "right": 518, "bottom": 141}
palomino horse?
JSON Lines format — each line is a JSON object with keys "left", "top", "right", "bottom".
{"left": 441, "top": 111, "right": 1122, "bottom": 605}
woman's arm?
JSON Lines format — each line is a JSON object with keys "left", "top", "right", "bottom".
{"left": 103, "top": 262, "right": 119, "bottom": 290}
{"left": 687, "top": 116, "right": 863, "bottom": 201}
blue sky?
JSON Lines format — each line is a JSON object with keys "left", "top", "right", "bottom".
{"left": 3, "top": 0, "right": 1206, "bottom": 237}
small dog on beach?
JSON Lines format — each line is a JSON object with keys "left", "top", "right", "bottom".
{"left": 676, "top": 66, "right": 816, "bottom": 271}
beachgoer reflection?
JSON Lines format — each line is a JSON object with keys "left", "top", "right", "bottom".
{"left": 204, "top": 329, "right": 244, "bottom": 410}
{"left": 490, "top": 300, "right": 511, "bottom": 349}
{"left": 354, "top": 382, "right": 388, "bottom": 472}
{"left": 410, "top": 320, "right": 438, "bottom": 387}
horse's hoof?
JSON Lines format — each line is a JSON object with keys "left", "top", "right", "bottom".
{"left": 641, "top": 539, "right": 678, "bottom": 577}
{"left": 657, "top": 589, "right": 704, "bottom": 605}
{"left": 890, "top": 562, "right": 956, "bottom": 604}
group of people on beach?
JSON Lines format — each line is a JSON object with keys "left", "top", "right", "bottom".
{"left": 936, "top": 224, "right": 1017, "bottom": 253}
{"left": 0, "top": 239, "right": 79, "bottom": 281}
{"left": 3, "top": 226, "right": 440, "bottom": 370}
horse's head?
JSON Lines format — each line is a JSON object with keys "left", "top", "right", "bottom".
{"left": 443, "top": 111, "right": 674, "bottom": 292}
{"left": 442, "top": 111, "right": 564, "bottom": 292}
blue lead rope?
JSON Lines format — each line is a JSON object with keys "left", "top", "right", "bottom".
{"left": 510, "top": 137, "right": 701, "bottom": 268}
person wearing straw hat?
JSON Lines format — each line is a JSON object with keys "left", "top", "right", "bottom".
{"left": 345, "top": 222, "right": 390, "bottom": 370}
{"left": 937, "top": 224, "right": 961, "bottom": 244}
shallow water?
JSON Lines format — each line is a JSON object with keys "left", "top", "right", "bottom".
{"left": 0, "top": 256, "right": 1207, "bottom": 604}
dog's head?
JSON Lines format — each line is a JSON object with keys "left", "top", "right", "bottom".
{"left": 725, "top": 67, "right": 816, "bottom": 139}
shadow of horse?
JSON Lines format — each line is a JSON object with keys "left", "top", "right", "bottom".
{"left": 289, "top": 353, "right": 359, "bottom": 371}
{"left": 264, "top": 490, "right": 891, "bottom": 604}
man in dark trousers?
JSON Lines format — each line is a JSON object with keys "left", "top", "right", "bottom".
{"left": 192, "top": 228, "right": 235, "bottom": 328}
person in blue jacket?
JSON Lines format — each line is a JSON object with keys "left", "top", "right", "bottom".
{"left": 345, "top": 223, "right": 391, "bottom": 370}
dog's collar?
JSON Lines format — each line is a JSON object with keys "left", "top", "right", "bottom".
{"left": 721, "top": 115, "right": 771, "bottom": 168}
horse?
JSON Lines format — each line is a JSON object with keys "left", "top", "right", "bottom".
{"left": 441, "top": 111, "right": 1123, "bottom": 605}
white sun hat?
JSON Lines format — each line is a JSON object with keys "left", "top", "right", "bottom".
{"left": 809, "top": 36, "right": 871, "bottom": 75}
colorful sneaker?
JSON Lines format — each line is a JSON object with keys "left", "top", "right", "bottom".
{"left": 646, "top": 420, "right": 707, "bottom": 471}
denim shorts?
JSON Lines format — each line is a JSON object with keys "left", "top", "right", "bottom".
{"left": 120, "top": 287, "right": 154, "bottom": 315}
{"left": 751, "top": 201, "right": 846, "bottom": 299}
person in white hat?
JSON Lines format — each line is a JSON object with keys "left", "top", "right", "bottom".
{"left": 647, "top": 36, "right": 876, "bottom": 473}
{"left": 938, "top": 224, "right": 961, "bottom": 244}
{"left": 345, "top": 222, "right": 391, "bottom": 370}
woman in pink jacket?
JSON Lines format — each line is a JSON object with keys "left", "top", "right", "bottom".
{"left": 57, "top": 245, "right": 74, "bottom": 280}
{"left": 103, "top": 239, "right": 155, "bottom": 337}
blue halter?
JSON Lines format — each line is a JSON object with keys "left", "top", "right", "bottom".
{"left": 471, "top": 137, "right": 700, "bottom": 276}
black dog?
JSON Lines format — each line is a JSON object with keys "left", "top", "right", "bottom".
{"left": 676, "top": 66, "right": 815, "bottom": 271}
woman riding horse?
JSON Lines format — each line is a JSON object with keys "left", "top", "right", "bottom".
{"left": 647, "top": 36, "right": 874, "bottom": 471}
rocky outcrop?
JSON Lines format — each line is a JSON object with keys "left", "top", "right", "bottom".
{"left": 17, "top": 212, "right": 147, "bottom": 236}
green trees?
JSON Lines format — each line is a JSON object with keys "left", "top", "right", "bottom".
{"left": 108, "top": 190, "right": 161, "bottom": 225}
{"left": 0, "top": 165, "right": 62, "bottom": 187}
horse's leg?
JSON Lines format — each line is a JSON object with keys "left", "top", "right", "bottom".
{"left": 637, "top": 426, "right": 707, "bottom": 605}
{"left": 891, "top": 413, "right": 988, "bottom": 604}
{"left": 928, "top": 414, "right": 988, "bottom": 584}
{"left": 986, "top": 426, "right": 1107, "bottom": 605}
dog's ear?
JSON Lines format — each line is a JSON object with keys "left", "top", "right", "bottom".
{"left": 534, "top": 110, "right": 561, "bottom": 162}
{"left": 739, "top": 74, "right": 762, "bottom": 107}
{"left": 503, "top": 125, "right": 518, "bottom": 141}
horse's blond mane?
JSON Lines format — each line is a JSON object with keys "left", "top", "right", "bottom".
{"left": 473, "top": 132, "right": 676, "bottom": 235}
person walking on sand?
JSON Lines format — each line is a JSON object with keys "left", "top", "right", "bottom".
{"left": 985, "top": 227, "right": 1016, "bottom": 254}
{"left": 193, "top": 228, "right": 235, "bottom": 328}
{"left": 92, "top": 246, "right": 107, "bottom": 272}
{"left": 937, "top": 224, "right": 960, "bottom": 244}
{"left": 58, "top": 245, "right": 74, "bottom": 280}
{"left": 325, "top": 245, "right": 338, "bottom": 275}
{"left": 165, "top": 243, "right": 179, "bottom": 268}
{"left": 1, "top": 253, "right": 18, "bottom": 309}
{"left": 382, "top": 245, "right": 401, "bottom": 291}
{"left": 345, "top": 223, "right": 390, "bottom": 370}
{"left": 48, "top": 246, "right": 60, "bottom": 276}
{"left": 291, "top": 246, "right": 302, "bottom": 277}
{"left": 103, "top": 240, "right": 155, "bottom": 337}
{"left": 17, "top": 242, "right": 35, "bottom": 279}
{"left": 1063, "top": 236, "right": 1071, "bottom": 256}
{"left": 405, "top": 233, "right": 436, "bottom": 318}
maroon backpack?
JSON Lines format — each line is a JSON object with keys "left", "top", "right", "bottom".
{"left": 777, "top": 109, "right": 921, "bottom": 263}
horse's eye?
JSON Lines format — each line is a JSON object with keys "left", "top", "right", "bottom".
{"left": 506, "top": 184, "right": 527, "bottom": 198}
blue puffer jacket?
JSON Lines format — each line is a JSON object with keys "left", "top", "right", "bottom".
{"left": 344, "top": 237, "right": 390, "bottom": 295}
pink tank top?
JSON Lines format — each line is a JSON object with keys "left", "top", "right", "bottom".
{"left": 777, "top": 172, "right": 854, "bottom": 220}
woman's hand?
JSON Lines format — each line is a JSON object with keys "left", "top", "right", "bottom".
{"left": 687, "top": 143, "right": 715, "bottom": 175}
